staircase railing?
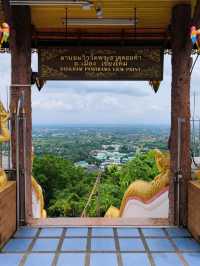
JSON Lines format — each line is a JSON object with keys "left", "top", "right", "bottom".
{"left": 81, "top": 171, "right": 101, "bottom": 217}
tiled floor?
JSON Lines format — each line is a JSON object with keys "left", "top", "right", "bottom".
{"left": 1, "top": 227, "right": 200, "bottom": 266}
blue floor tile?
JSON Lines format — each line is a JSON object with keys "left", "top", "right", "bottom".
{"left": 24, "top": 253, "right": 55, "bottom": 266}
{"left": 0, "top": 254, "right": 24, "bottom": 266}
{"left": 117, "top": 228, "right": 140, "bottom": 237}
{"left": 90, "top": 253, "right": 117, "bottom": 266}
{"left": 92, "top": 227, "right": 114, "bottom": 237}
{"left": 122, "top": 253, "right": 151, "bottom": 266}
{"left": 142, "top": 228, "right": 165, "bottom": 237}
{"left": 2, "top": 226, "right": 200, "bottom": 266}
{"left": 32, "top": 239, "right": 59, "bottom": 252}
{"left": 39, "top": 228, "right": 63, "bottom": 237}
{"left": 66, "top": 227, "right": 88, "bottom": 237}
{"left": 173, "top": 238, "right": 200, "bottom": 251}
{"left": 119, "top": 238, "right": 145, "bottom": 251}
{"left": 61, "top": 238, "right": 87, "bottom": 251}
{"left": 2, "top": 239, "right": 32, "bottom": 252}
{"left": 146, "top": 239, "right": 175, "bottom": 252}
{"left": 166, "top": 228, "right": 191, "bottom": 237}
{"left": 183, "top": 253, "right": 200, "bottom": 266}
{"left": 91, "top": 238, "right": 116, "bottom": 251}
{"left": 57, "top": 253, "right": 85, "bottom": 266}
{"left": 153, "top": 253, "right": 183, "bottom": 266}
{"left": 14, "top": 227, "right": 38, "bottom": 238}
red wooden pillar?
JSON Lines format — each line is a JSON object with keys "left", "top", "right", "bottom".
{"left": 10, "top": 6, "right": 32, "bottom": 223}
{"left": 169, "top": 4, "right": 192, "bottom": 226}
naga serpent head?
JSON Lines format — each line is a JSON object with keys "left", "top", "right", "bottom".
{"left": 154, "top": 149, "right": 170, "bottom": 173}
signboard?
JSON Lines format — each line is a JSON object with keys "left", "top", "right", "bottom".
{"left": 38, "top": 47, "right": 164, "bottom": 81}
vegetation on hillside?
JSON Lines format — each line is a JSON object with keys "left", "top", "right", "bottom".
{"left": 33, "top": 125, "right": 169, "bottom": 164}
{"left": 33, "top": 150, "right": 159, "bottom": 217}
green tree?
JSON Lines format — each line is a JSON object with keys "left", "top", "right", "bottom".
{"left": 33, "top": 150, "right": 159, "bottom": 217}
{"left": 119, "top": 150, "right": 158, "bottom": 194}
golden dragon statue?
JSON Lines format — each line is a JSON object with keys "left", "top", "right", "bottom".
{"left": 0, "top": 101, "right": 10, "bottom": 187}
{"left": 105, "top": 149, "right": 170, "bottom": 218}
{"left": 0, "top": 100, "right": 46, "bottom": 217}
{"left": 31, "top": 150, "right": 47, "bottom": 218}
{"left": 32, "top": 177, "right": 47, "bottom": 218}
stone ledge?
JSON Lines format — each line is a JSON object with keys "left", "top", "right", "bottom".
{"left": 0, "top": 181, "right": 16, "bottom": 248}
{"left": 188, "top": 180, "right": 200, "bottom": 242}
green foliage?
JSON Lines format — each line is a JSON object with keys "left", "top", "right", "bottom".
{"left": 119, "top": 150, "right": 159, "bottom": 193}
{"left": 48, "top": 199, "right": 71, "bottom": 217}
{"left": 33, "top": 150, "right": 158, "bottom": 217}
{"left": 33, "top": 155, "right": 96, "bottom": 216}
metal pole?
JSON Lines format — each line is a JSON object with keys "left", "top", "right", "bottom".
{"left": 192, "top": 118, "right": 195, "bottom": 156}
{"left": 177, "top": 118, "right": 185, "bottom": 226}
{"left": 8, "top": 118, "right": 11, "bottom": 169}
{"left": 7, "top": 85, "right": 11, "bottom": 169}
{"left": 22, "top": 91, "right": 27, "bottom": 223}
{"left": 16, "top": 109, "right": 20, "bottom": 228}
{"left": 16, "top": 93, "right": 25, "bottom": 227}
{"left": 192, "top": 92, "right": 196, "bottom": 156}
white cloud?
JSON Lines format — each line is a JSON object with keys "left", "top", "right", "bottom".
{"left": 2, "top": 53, "right": 200, "bottom": 125}
{"left": 42, "top": 80, "right": 151, "bottom": 97}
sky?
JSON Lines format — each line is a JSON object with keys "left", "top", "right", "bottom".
{"left": 0, "top": 53, "right": 200, "bottom": 125}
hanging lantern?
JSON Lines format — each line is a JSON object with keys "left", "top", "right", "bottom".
{"left": 149, "top": 80, "right": 161, "bottom": 93}
{"left": 0, "top": 23, "right": 10, "bottom": 48}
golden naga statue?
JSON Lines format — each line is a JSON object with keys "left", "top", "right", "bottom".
{"left": 0, "top": 101, "right": 10, "bottom": 188}
{"left": 32, "top": 176, "right": 47, "bottom": 218}
{"left": 0, "top": 101, "right": 10, "bottom": 143}
{"left": 195, "top": 170, "right": 200, "bottom": 181}
{"left": 0, "top": 100, "right": 46, "bottom": 217}
{"left": 31, "top": 151, "right": 47, "bottom": 218}
{"left": 105, "top": 149, "right": 170, "bottom": 218}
